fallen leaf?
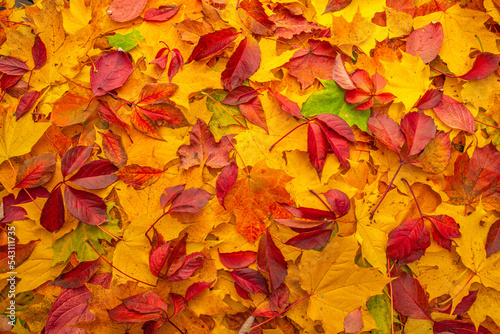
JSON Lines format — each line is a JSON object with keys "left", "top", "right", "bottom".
{"left": 107, "top": 0, "right": 148, "bottom": 22}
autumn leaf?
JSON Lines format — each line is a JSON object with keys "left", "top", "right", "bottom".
{"left": 224, "top": 160, "right": 294, "bottom": 242}
{"left": 445, "top": 144, "right": 500, "bottom": 210}
{"left": 177, "top": 118, "right": 234, "bottom": 170}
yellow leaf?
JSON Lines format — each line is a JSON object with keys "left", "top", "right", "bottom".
{"left": 61, "top": 0, "right": 92, "bottom": 34}
{"left": 300, "top": 235, "right": 391, "bottom": 333}
{"left": 468, "top": 283, "right": 500, "bottom": 329}
{"left": 251, "top": 38, "right": 295, "bottom": 82}
{"left": 381, "top": 52, "right": 431, "bottom": 110}
{"left": 413, "top": 5, "right": 498, "bottom": 74}
{"left": 0, "top": 113, "right": 51, "bottom": 165}
{"left": 329, "top": 9, "right": 388, "bottom": 55}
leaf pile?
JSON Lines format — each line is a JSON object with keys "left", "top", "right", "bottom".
{"left": 1, "top": 0, "right": 500, "bottom": 333}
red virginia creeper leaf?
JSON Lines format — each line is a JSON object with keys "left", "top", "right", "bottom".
{"left": 169, "top": 293, "right": 187, "bottom": 318}
{"left": 406, "top": 22, "right": 444, "bottom": 63}
{"left": 0, "top": 56, "right": 29, "bottom": 75}
{"left": 143, "top": 6, "right": 178, "bottom": 22}
{"left": 187, "top": 28, "right": 239, "bottom": 63}
{"left": 0, "top": 74, "right": 21, "bottom": 91}
{"left": 434, "top": 320, "right": 491, "bottom": 334}
{"left": 15, "top": 153, "right": 56, "bottom": 189}
{"left": 185, "top": 281, "right": 215, "bottom": 302}
{"left": 234, "top": 283, "right": 251, "bottom": 300}
{"left": 90, "top": 51, "right": 134, "bottom": 96}
{"left": 314, "top": 113, "right": 356, "bottom": 142}
{"left": 320, "top": 124, "right": 351, "bottom": 167}
{"left": 61, "top": 145, "right": 93, "bottom": 178}
{"left": 64, "top": 186, "right": 108, "bottom": 225}
{"left": 15, "top": 90, "right": 40, "bottom": 120}
{"left": 230, "top": 268, "right": 269, "bottom": 295}
{"left": 332, "top": 54, "right": 356, "bottom": 90}
{"left": 415, "top": 89, "right": 443, "bottom": 110}
{"left": 107, "top": 0, "right": 148, "bottom": 22}
{"left": 32, "top": 35, "right": 47, "bottom": 70}
{"left": 387, "top": 218, "right": 430, "bottom": 262}
{"left": 168, "top": 49, "right": 184, "bottom": 82}
{"left": 400, "top": 112, "right": 437, "bottom": 158}
{"left": 285, "top": 229, "right": 333, "bottom": 249}
{"left": 269, "top": 90, "right": 304, "bottom": 119}
{"left": 160, "top": 185, "right": 185, "bottom": 211}
{"left": 218, "top": 250, "right": 257, "bottom": 269}
{"left": 109, "top": 304, "right": 163, "bottom": 323}
{"left": 0, "top": 240, "right": 38, "bottom": 272}
{"left": 52, "top": 259, "right": 100, "bottom": 288}
{"left": 307, "top": 122, "right": 329, "bottom": 177}
{"left": 116, "top": 164, "right": 164, "bottom": 189}
{"left": 97, "top": 100, "right": 131, "bottom": 132}
{"left": 257, "top": 229, "right": 287, "bottom": 291}
{"left": 46, "top": 286, "right": 96, "bottom": 332}
{"left": 122, "top": 291, "right": 169, "bottom": 314}
{"left": 239, "top": 97, "right": 268, "bottom": 133}
{"left": 426, "top": 215, "right": 460, "bottom": 251}
{"left": 216, "top": 161, "right": 238, "bottom": 208}
{"left": 458, "top": 52, "right": 500, "bottom": 80}
{"left": 221, "top": 36, "right": 261, "bottom": 91}
{"left": 168, "top": 253, "right": 204, "bottom": 281}
{"left": 392, "top": 272, "right": 432, "bottom": 320}
{"left": 324, "top": 189, "right": 350, "bottom": 217}
{"left": 486, "top": 219, "right": 500, "bottom": 258}
{"left": 222, "top": 86, "right": 259, "bottom": 105}
{"left": 99, "top": 131, "right": 128, "bottom": 168}
{"left": 68, "top": 160, "right": 118, "bottom": 190}
{"left": 168, "top": 188, "right": 212, "bottom": 214}
{"left": 433, "top": 95, "right": 475, "bottom": 133}
{"left": 40, "top": 187, "right": 65, "bottom": 232}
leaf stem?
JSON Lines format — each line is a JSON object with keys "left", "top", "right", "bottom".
{"left": 86, "top": 240, "right": 156, "bottom": 287}
{"left": 269, "top": 122, "right": 308, "bottom": 151}
{"left": 429, "top": 65, "right": 454, "bottom": 78}
{"left": 370, "top": 162, "right": 404, "bottom": 219}
{"left": 309, "top": 189, "right": 333, "bottom": 213}
{"left": 98, "top": 224, "right": 123, "bottom": 241}
{"left": 438, "top": 271, "right": 476, "bottom": 307}
{"left": 145, "top": 212, "right": 168, "bottom": 244}
{"left": 476, "top": 119, "right": 500, "bottom": 130}
{"left": 0, "top": 19, "right": 31, "bottom": 27}
{"left": 23, "top": 188, "right": 42, "bottom": 211}
{"left": 401, "top": 178, "right": 423, "bottom": 219}
{"left": 249, "top": 294, "right": 312, "bottom": 330}
{"left": 474, "top": 34, "right": 484, "bottom": 53}
{"left": 217, "top": 123, "right": 248, "bottom": 172}
{"left": 387, "top": 259, "right": 395, "bottom": 334}
{"left": 167, "top": 319, "right": 185, "bottom": 334}
{"left": 203, "top": 92, "right": 248, "bottom": 129}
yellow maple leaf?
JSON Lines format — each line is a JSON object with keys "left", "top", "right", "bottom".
{"left": 300, "top": 235, "right": 391, "bottom": 333}
{"left": 61, "top": 0, "right": 92, "bottom": 34}
{"left": 0, "top": 111, "right": 51, "bottom": 165}
{"left": 381, "top": 52, "right": 431, "bottom": 110}
{"left": 413, "top": 5, "right": 498, "bottom": 74}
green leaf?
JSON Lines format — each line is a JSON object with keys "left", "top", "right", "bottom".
{"left": 205, "top": 89, "right": 246, "bottom": 139}
{"left": 105, "top": 29, "right": 144, "bottom": 52}
{"left": 367, "top": 294, "right": 392, "bottom": 334}
{"left": 301, "top": 80, "right": 369, "bottom": 131}
{"left": 52, "top": 203, "right": 121, "bottom": 265}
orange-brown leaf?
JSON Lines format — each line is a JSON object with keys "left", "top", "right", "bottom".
{"left": 116, "top": 164, "right": 164, "bottom": 189}
{"left": 224, "top": 160, "right": 294, "bottom": 242}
